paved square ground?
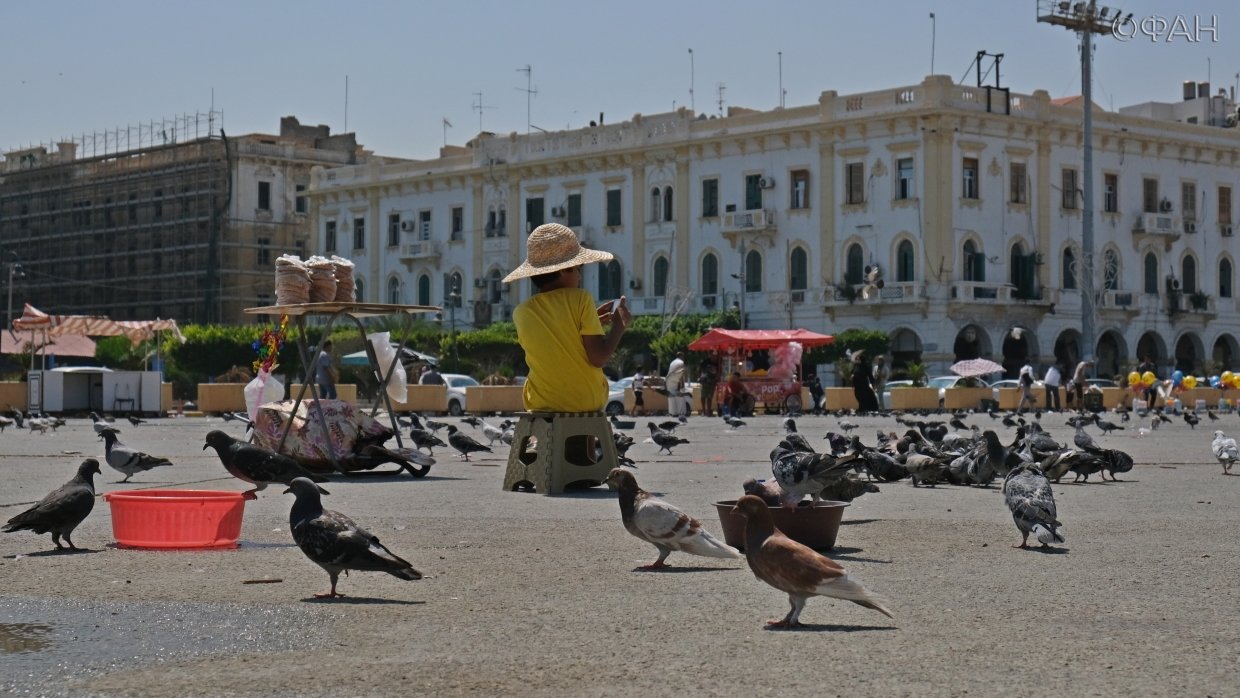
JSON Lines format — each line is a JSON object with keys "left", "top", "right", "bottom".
{"left": 1, "top": 412, "right": 1236, "bottom": 696}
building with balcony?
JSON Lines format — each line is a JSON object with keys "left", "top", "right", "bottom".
{"left": 308, "top": 75, "right": 1240, "bottom": 379}
{"left": 0, "top": 116, "right": 367, "bottom": 324}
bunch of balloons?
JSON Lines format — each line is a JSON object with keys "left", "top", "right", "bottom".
{"left": 1214, "top": 371, "right": 1240, "bottom": 390}
{"left": 1127, "top": 370, "right": 1159, "bottom": 393}
{"left": 251, "top": 314, "right": 289, "bottom": 375}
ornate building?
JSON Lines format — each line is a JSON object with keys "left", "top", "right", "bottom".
{"left": 309, "top": 75, "right": 1240, "bottom": 378}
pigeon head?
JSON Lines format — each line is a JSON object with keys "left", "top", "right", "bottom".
{"left": 731, "top": 494, "right": 773, "bottom": 520}
{"left": 1215, "top": 430, "right": 1225, "bottom": 439}
{"left": 603, "top": 467, "right": 637, "bottom": 491}
{"left": 741, "top": 477, "right": 761, "bottom": 495}
{"left": 78, "top": 458, "right": 102, "bottom": 477}
{"left": 203, "top": 430, "right": 234, "bottom": 451}
{"left": 97, "top": 426, "right": 121, "bottom": 441}
{"left": 284, "top": 476, "right": 329, "bottom": 498}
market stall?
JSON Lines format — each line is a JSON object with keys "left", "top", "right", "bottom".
{"left": 687, "top": 328, "right": 833, "bottom": 414}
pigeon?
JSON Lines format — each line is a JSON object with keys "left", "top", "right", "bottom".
{"left": 1002, "top": 463, "right": 1065, "bottom": 549}
{"left": 949, "top": 417, "right": 968, "bottom": 431}
{"left": 769, "top": 442, "right": 859, "bottom": 507}
{"left": 837, "top": 419, "right": 858, "bottom": 434}
{"left": 1211, "top": 430, "right": 1238, "bottom": 475}
{"left": 97, "top": 427, "right": 173, "bottom": 482}
{"left": 781, "top": 418, "right": 815, "bottom": 454}
{"left": 1184, "top": 412, "right": 1200, "bottom": 429}
{"left": 126, "top": 415, "right": 146, "bottom": 427}
{"left": 1074, "top": 425, "right": 1103, "bottom": 453}
{"left": 460, "top": 416, "right": 482, "bottom": 429}
{"left": 0, "top": 415, "right": 11, "bottom": 432}
{"left": 445, "top": 425, "right": 492, "bottom": 461}
{"left": 723, "top": 415, "right": 746, "bottom": 429}
{"left": 742, "top": 477, "right": 785, "bottom": 506}
{"left": 480, "top": 419, "right": 506, "bottom": 446}
{"left": 203, "top": 430, "right": 328, "bottom": 499}
{"left": 603, "top": 468, "right": 740, "bottom": 570}
{"left": 657, "top": 420, "right": 683, "bottom": 432}
{"left": 408, "top": 427, "right": 446, "bottom": 455}
{"left": 1207, "top": 409, "right": 1219, "bottom": 422}
{"left": 1095, "top": 418, "right": 1123, "bottom": 434}
{"left": 732, "top": 495, "right": 893, "bottom": 628}
{"left": 284, "top": 477, "right": 422, "bottom": 598}
{"left": 3, "top": 459, "right": 101, "bottom": 551}
{"left": 88, "top": 411, "right": 114, "bottom": 435}
{"left": 646, "top": 422, "right": 689, "bottom": 455}
{"left": 424, "top": 417, "right": 450, "bottom": 433}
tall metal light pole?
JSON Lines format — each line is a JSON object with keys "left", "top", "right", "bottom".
{"left": 447, "top": 278, "right": 461, "bottom": 369}
{"left": 1037, "top": 0, "right": 1124, "bottom": 363}
{"left": 6, "top": 254, "right": 24, "bottom": 330}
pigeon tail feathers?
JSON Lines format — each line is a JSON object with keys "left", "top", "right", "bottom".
{"left": 813, "top": 573, "right": 895, "bottom": 619}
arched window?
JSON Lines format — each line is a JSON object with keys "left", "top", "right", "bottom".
{"left": 897, "top": 240, "right": 915, "bottom": 282}
{"left": 1144, "top": 252, "right": 1159, "bottom": 294}
{"left": 1182, "top": 255, "right": 1198, "bottom": 294}
{"left": 845, "top": 243, "right": 864, "bottom": 284}
{"left": 650, "top": 187, "right": 662, "bottom": 222}
{"left": 497, "top": 206, "right": 506, "bottom": 234}
{"left": 450, "top": 271, "right": 464, "bottom": 307}
{"left": 653, "top": 256, "right": 670, "bottom": 296}
{"left": 599, "top": 260, "right": 622, "bottom": 300}
{"left": 701, "top": 253, "right": 719, "bottom": 295}
{"left": 1063, "top": 248, "right": 1077, "bottom": 290}
{"left": 963, "top": 240, "right": 985, "bottom": 282}
{"left": 1221, "top": 258, "right": 1233, "bottom": 298}
{"left": 1009, "top": 242, "right": 1025, "bottom": 286}
{"left": 354, "top": 277, "right": 365, "bottom": 302}
{"left": 744, "top": 249, "right": 763, "bottom": 292}
{"left": 1103, "top": 249, "right": 1119, "bottom": 291}
{"left": 789, "top": 247, "right": 808, "bottom": 290}
{"left": 662, "top": 186, "right": 674, "bottom": 222}
{"left": 417, "top": 274, "right": 431, "bottom": 305}
{"left": 387, "top": 276, "right": 402, "bottom": 305}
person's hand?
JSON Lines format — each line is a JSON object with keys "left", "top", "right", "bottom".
{"left": 598, "top": 296, "right": 631, "bottom": 330}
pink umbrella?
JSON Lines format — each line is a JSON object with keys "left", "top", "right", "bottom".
{"left": 950, "top": 358, "right": 1004, "bottom": 378}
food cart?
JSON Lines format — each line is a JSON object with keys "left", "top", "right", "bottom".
{"left": 687, "top": 329, "right": 834, "bottom": 414}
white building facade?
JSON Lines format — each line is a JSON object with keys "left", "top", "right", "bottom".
{"left": 308, "top": 75, "right": 1240, "bottom": 379}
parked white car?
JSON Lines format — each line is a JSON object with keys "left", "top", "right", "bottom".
{"left": 443, "top": 373, "right": 480, "bottom": 416}
{"left": 927, "top": 375, "right": 992, "bottom": 402}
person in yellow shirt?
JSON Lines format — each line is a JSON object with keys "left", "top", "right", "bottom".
{"left": 504, "top": 223, "right": 630, "bottom": 412}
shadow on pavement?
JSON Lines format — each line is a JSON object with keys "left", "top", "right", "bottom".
{"left": 301, "top": 596, "right": 426, "bottom": 605}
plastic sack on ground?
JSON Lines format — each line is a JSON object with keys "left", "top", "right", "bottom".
{"left": 368, "top": 331, "right": 408, "bottom": 404}
{"left": 244, "top": 369, "right": 285, "bottom": 422}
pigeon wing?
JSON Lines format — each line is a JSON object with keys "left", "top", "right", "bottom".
{"left": 4, "top": 480, "right": 95, "bottom": 535}
{"left": 1003, "top": 469, "right": 1059, "bottom": 533}
{"left": 630, "top": 497, "right": 740, "bottom": 560}
{"left": 748, "top": 531, "right": 894, "bottom": 618}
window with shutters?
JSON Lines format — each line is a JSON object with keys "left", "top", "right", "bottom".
{"left": 845, "top": 162, "right": 865, "bottom": 205}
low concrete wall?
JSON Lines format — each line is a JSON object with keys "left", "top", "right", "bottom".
{"left": 161, "top": 383, "right": 172, "bottom": 414}
{"left": 0, "top": 382, "right": 27, "bottom": 411}
{"left": 198, "top": 383, "right": 357, "bottom": 413}
{"left": 824, "top": 388, "right": 859, "bottom": 411}
{"left": 890, "top": 387, "right": 939, "bottom": 410}
{"left": 943, "top": 387, "right": 993, "bottom": 410}
{"left": 465, "top": 386, "right": 525, "bottom": 414}
{"left": 386, "top": 384, "right": 448, "bottom": 413}
{"left": 624, "top": 387, "right": 670, "bottom": 414}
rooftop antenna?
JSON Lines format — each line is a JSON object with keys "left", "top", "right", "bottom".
{"left": 343, "top": 75, "right": 349, "bottom": 133}
{"left": 929, "top": 12, "right": 937, "bottom": 74}
{"left": 716, "top": 82, "right": 726, "bottom": 117}
{"left": 688, "top": 48, "right": 695, "bottom": 113}
{"left": 472, "top": 91, "right": 495, "bottom": 134}
{"left": 442, "top": 117, "right": 452, "bottom": 147}
{"left": 778, "top": 51, "right": 784, "bottom": 108}
{"left": 516, "top": 65, "right": 537, "bottom": 136}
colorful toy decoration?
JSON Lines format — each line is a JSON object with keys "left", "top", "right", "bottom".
{"left": 252, "top": 315, "right": 289, "bottom": 374}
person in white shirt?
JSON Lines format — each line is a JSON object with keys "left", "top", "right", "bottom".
{"left": 1017, "top": 364, "right": 1036, "bottom": 413}
{"left": 1043, "top": 364, "right": 1062, "bottom": 411}
{"left": 665, "top": 352, "right": 687, "bottom": 417}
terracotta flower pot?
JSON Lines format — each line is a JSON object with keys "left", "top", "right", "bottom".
{"left": 714, "top": 499, "right": 848, "bottom": 551}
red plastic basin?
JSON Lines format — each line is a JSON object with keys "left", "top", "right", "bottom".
{"left": 104, "top": 490, "right": 247, "bottom": 549}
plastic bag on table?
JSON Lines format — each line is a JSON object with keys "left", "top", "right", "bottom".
{"left": 244, "top": 369, "right": 285, "bottom": 422}
{"left": 367, "top": 331, "right": 408, "bottom": 404}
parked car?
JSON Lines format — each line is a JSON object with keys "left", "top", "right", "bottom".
{"left": 881, "top": 379, "right": 913, "bottom": 406}
{"left": 927, "top": 375, "right": 992, "bottom": 402}
{"left": 443, "top": 373, "right": 480, "bottom": 416}
{"left": 606, "top": 381, "right": 627, "bottom": 416}
{"left": 1086, "top": 378, "right": 1119, "bottom": 388}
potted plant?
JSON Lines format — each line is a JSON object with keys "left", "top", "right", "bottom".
{"left": 904, "top": 361, "right": 928, "bottom": 387}
{"left": 1189, "top": 290, "right": 1211, "bottom": 311}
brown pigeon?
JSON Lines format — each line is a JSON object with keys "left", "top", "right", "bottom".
{"left": 732, "top": 494, "right": 893, "bottom": 628}
{"left": 4, "top": 459, "right": 101, "bottom": 551}
{"left": 603, "top": 468, "right": 741, "bottom": 570}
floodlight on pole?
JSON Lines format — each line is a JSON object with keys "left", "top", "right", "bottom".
{"left": 1036, "top": 0, "right": 1124, "bottom": 363}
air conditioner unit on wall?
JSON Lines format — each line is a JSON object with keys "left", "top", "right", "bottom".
{"left": 629, "top": 278, "right": 642, "bottom": 290}
{"left": 551, "top": 206, "right": 566, "bottom": 218}
{"left": 400, "top": 220, "right": 415, "bottom": 231}
{"left": 1185, "top": 221, "right": 1197, "bottom": 234}
{"left": 1159, "top": 198, "right": 1173, "bottom": 213}
{"left": 759, "top": 176, "right": 775, "bottom": 189}
{"left": 1223, "top": 224, "right": 1234, "bottom": 237}
{"left": 474, "top": 278, "right": 486, "bottom": 288}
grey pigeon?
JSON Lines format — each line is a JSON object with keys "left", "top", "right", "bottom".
{"left": 1211, "top": 430, "right": 1238, "bottom": 475}
{"left": 1074, "top": 425, "right": 1103, "bottom": 453}
{"left": 603, "top": 468, "right": 740, "bottom": 569}
{"left": 88, "top": 411, "right": 114, "bottom": 435}
{"left": 408, "top": 427, "right": 446, "bottom": 455}
{"left": 126, "top": 415, "right": 146, "bottom": 427}
{"left": 781, "top": 418, "right": 816, "bottom": 454}
{"left": 769, "top": 441, "right": 859, "bottom": 507}
{"left": 3, "top": 459, "right": 100, "bottom": 551}
{"left": 732, "top": 495, "right": 893, "bottom": 628}
{"left": 1002, "top": 463, "right": 1065, "bottom": 549}
{"left": 646, "top": 422, "right": 689, "bottom": 455}
{"left": 203, "top": 430, "right": 328, "bottom": 499}
{"left": 285, "top": 477, "right": 422, "bottom": 598}
{"left": 98, "top": 427, "right": 173, "bottom": 482}
{"left": 742, "top": 477, "right": 784, "bottom": 506}
{"left": 445, "top": 425, "right": 492, "bottom": 461}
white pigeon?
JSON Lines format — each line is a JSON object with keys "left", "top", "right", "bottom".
{"left": 1210, "top": 430, "right": 1238, "bottom": 475}
{"left": 480, "top": 419, "right": 506, "bottom": 447}
{"left": 603, "top": 468, "right": 741, "bottom": 569}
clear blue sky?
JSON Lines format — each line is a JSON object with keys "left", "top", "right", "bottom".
{"left": 3, "top": 1, "right": 1236, "bottom": 160}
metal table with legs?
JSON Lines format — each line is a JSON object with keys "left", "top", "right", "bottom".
{"left": 243, "top": 302, "right": 440, "bottom": 472}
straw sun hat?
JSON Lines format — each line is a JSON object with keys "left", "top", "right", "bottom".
{"left": 502, "top": 223, "right": 614, "bottom": 283}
